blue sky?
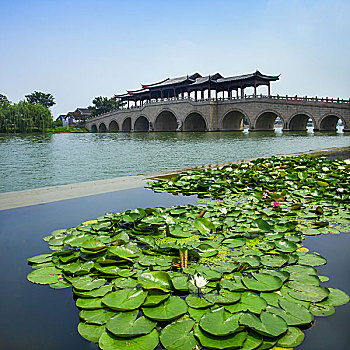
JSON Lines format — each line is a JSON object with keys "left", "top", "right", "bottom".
{"left": 1, "top": 0, "right": 349, "bottom": 117}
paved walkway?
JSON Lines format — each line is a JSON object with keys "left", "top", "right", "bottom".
{"left": 1, "top": 146, "right": 349, "bottom": 210}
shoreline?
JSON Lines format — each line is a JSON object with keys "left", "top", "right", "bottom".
{"left": 1, "top": 145, "right": 349, "bottom": 211}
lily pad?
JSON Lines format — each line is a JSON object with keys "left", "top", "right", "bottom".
{"left": 242, "top": 273, "right": 283, "bottom": 292}
{"left": 138, "top": 271, "right": 173, "bottom": 292}
{"left": 79, "top": 308, "right": 118, "bottom": 325}
{"left": 106, "top": 310, "right": 156, "bottom": 337}
{"left": 260, "top": 254, "right": 289, "bottom": 268}
{"left": 71, "top": 276, "right": 106, "bottom": 291}
{"left": 27, "top": 266, "right": 62, "bottom": 285}
{"left": 297, "top": 253, "right": 327, "bottom": 266}
{"left": 78, "top": 322, "right": 104, "bottom": 342}
{"left": 186, "top": 294, "right": 214, "bottom": 309}
{"left": 276, "top": 326, "right": 305, "bottom": 348}
{"left": 225, "top": 291, "right": 266, "bottom": 314}
{"left": 286, "top": 282, "right": 329, "bottom": 302}
{"left": 142, "top": 296, "right": 187, "bottom": 321}
{"left": 102, "top": 289, "right": 147, "bottom": 311}
{"left": 27, "top": 254, "right": 52, "bottom": 264}
{"left": 160, "top": 320, "right": 199, "bottom": 350}
{"left": 317, "top": 288, "right": 350, "bottom": 306}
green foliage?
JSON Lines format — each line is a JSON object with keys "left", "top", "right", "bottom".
{"left": 26, "top": 155, "right": 350, "bottom": 349}
{"left": 25, "top": 91, "right": 55, "bottom": 108}
{"left": 89, "top": 95, "right": 123, "bottom": 117}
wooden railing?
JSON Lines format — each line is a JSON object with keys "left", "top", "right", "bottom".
{"left": 88, "top": 94, "right": 350, "bottom": 120}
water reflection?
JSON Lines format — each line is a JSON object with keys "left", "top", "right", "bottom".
{"left": 0, "top": 129, "right": 348, "bottom": 193}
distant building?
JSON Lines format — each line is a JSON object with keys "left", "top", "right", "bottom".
{"left": 60, "top": 108, "right": 91, "bottom": 126}
{"left": 56, "top": 114, "right": 68, "bottom": 126}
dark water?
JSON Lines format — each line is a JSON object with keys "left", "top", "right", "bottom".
{"left": 1, "top": 188, "right": 349, "bottom": 349}
{"left": 0, "top": 128, "right": 349, "bottom": 193}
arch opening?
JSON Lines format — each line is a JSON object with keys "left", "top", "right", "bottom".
{"left": 122, "top": 118, "right": 131, "bottom": 132}
{"left": 134, "top": 116, "right": 149, "bottom": 132}
{"left": 320, "top": 115, "right": 343, "bottom": 132}
{"left": 91, "top": 124, "right": 97, "bottom": 133}
{"left": 254, "top": 112, "right": 280, "bottom": 131}
{"left": 222, "top": 110, "right": 247, "bottom": 131}
{"left": 98, "top": 123, "right": 107, "bottom": 133}
{"left": 109, "top": 120, "right": 119, "bottom": 132}
{"left": 288, "top": 114, "right": 311, "bottom": 131}
{"left": 154, "top": 111, "right": 177, "bottom": 131}
{"left": 183, "top": 113, "right": 207, "bottom": 131}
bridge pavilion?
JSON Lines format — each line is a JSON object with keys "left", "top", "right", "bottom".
{"left": 115, "top": 71, "right": 279, "bottom": 108}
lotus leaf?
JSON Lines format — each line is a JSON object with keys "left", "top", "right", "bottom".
{"left": 317, "top": 288, "right": 350, "bottom": 306}
{"left": 80, "top": 308, "right": 118, "bottom": 325}
{"left": 204, "top": 290, "right": 241, "bottom": 305}
{"left": 297, "top": 253, "right": 327, "bottom": 266}
{"left": 113, "top": 277, "right": 138, "bottom": 289}
{"left": 27, "top": 266, "right": 62, "bottom": 285}
{"left": 188, "top": 306, "right": 210, "bottom": 322}
{"left": 274, "top": 239, "right": 298, "bottom": 253}
{"left": 199, "top": 307, "right": 242, "bottom": 336}
{"left": 276, "top": 326, "right": 305, "bottom": 347}
{"left": 71, "top": 276, "right": 106, "bottom": 291}
{"left": 309, "top": 303, "right": 335, "bottom": 316}
{"left": 108, "top": 245, "right": 139, "bottom": 260}
{"left": 27, "top": 254, "right": 52, "bottom": 264}
{"left": 193, "top": 324, "right": 248, "bottom": 350}
{"left": 76, "top": 297, "right": 104, "bottom": 309}
{"left": 286, "top": 282, "right": 329, "bottom": 302}
{"left": 239, "top": 311, "right": 288, "bottom": 337}
{"left": 102, "top": 289, "right": 147, "bottom": 311}
{"left": 160, "top": 320, "right": 199, "bottom": 350}
{"left": 142, "top": 296, "right": 187, "bottom": 321}
{"left": 78, "top": 322, "right": 104, "bottom": 342}
{"left": 260, "top": 254, "right": 289, "bottom": 268}
{"left": 99, "top": 328, "right": 159, "bottom": 350}
{"left": 225, "top": 291, "right": 267, "bottom": 314}
{"left": 138, "top": 271, "right": 173, "bottom": 292}
{"left": 242, "top": 273, "right": 283, "bottom": 292}
{"left": 106, "top": 310, "right": 156, "bottom": 337}
{"left": 62, "top": 260, "right": 94, "bottom": 275}
{"left": 240, "top": 331, "right": 262, "bottom": 350}
{"left": 74, "top": 284, "right": 113, "bottom": 298}
{"left": 185, "top": 294, "right": 214, "bottom": 309}
{"left": 194, "top": 217, "right": 215, "bottom": 235}
{"left": 81, "top": 238, "right": 106, "bottom": 251}
{"left": 143, "top": 290, "right": 170, "bottom": 307}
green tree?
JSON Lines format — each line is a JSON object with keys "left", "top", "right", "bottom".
{"left": 25, "top": 91, "right": 56, "bottom": 109}
{"left": 0, "top": 94, "right": 10, "bottom": 107}
{"left": 88, "top": 95, "right": 122, "bottom": 117}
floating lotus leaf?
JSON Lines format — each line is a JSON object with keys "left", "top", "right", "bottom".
{"left": 238, "top": 255, "right": 261, "bottom": 267}
{"left": 260, "top": 292, "right": 280, "bottom": 307}
{"left": 222, "top": 238, "right": 246, "bottom": 248}
{"left": 188, "top": 307, "right": 210, "bottom": 322}
{"left": 102, "top": 289, "right": 147, "bottom": 311}
{"left": 95, "top": 264, "right": 121, "bottom": 276}
{"left": 79, "top": 308, "right": 118, "bottom": 325}
{"left": 62, "top": 260, "right": 94, "bottom": 275}
{"left": 186, "top": 294, "right": 214, "bottom": 309}
{"left": 74, "top": 284, "right": 113, "bottom": 298}
{"left": 142, "top": 296, "right": 187, "bottom": 321}
{"left": 81, "top": 238, "right": 106, "bottom": 251}
{"left": 108, "top": 245, "right": 139, "bottom": 260}
{"left": 281, "top": 264, "right": 317, "bottom": 275}
{"left": 76, "top": 297, "right": 104, "bottom": 309}
{"left": 255, "top": 241, "right": 275, "bottom": 252}
{"left": 169, "top": 225, "right": 191, "bottom": 238}
{"left": 286, "top": 282, "right": 329, "bottom": 302}
{"left": 71, "top": 276, "right": 106, "bottom": 291}
{"left": 113, "top": 277, "right": 138, "bottom": 289}
{"left": 160, "top": 320, "right": 199, "bottom": 350}
{"left": 317, "top": 288, "right": 350, "bottom": 306}
{"left": 197, "top": 243, "right": 218, "bottom": 257}
{"left": 27, "top": 266, "right": 62, "bottom": 285}
{"left": 261, "top": 269, "right": 290, "bottom": 283}
{"left": 309, "top": 303, "right": 335, "bottom": 316}
{"left": 220, "top": 278, "right": 247, "bottom": 292}
{"left": 274, "top": 239, "right": 298, "bottom": 253}
{"left": 27, "top": 254, "right": 52, "bottom": 264}
{"left": 170, "top": 274, "right": 189, "bottom": 292}
{"left": 288, "top": 272, "right": 320, "bottom": 286}
{"left": 199, "top": 307, "right": 242, "bottom": 336}
{"left": 297, "top": 253, "right": 327, "bottom": 266}
{"left": 225, "top": 291, "right": 267, "bottom": 314}
{"left": 277, "top": 326, "right": 305, "bottom": 347}
{"left": 242, "top": 273, "right": 283, "bottom": 292}
{"left": 106, "top": 310, "right": 156, "bottom": 337}
{"left": 239, "top": 311, "right": 288, "bottom": 337}
{"left": 265, "top": 299, "right": 313, "bottom": 326}
{"left": 240, "top": 331, "right": 262, "bottom": 350}
{"left": 193, "top": 324, "right": 248, "bottom": 350}
{"left": 260, "top": 254, "right": 289, "bottom": 268}
{"left": 138, "top": 271, "right": 173, "bottom": 292}
{"left": 194, "top": 217, "right": 215, "bottom": 235}
{"left": 99, "top": 328, "right": 159, "bottom": 350}
{"left": 204, "top": 290, "right": 241, "bottom": 305}
{"left": 143, "top": 290, "right": 170, "bottom": 307}
{"left": 78, "top": 322, "right": 104, "bottom": 342}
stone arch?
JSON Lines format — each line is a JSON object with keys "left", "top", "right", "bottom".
{"left": 319, "top": 113, "right": 345, "bottom": 131}
{"left": 183, "top": 112, "right": 207, "bottom": 131}
{"left": 254, "top": 110, "right": 283, "bottom": 131}
{"left": 154, "top": 110, "right": 178, "bottom": 131}
{"left": 221, "top": 109, "right": 248, "bottom": 131}
{"left": 91, "top": 124, "right": 97, "bottom": 133}
{"left": 98, "top": 122, "right": 107, "bottom": 133}
{"left": 288, "top": 113, "right": 314, "bottom": 131}
{"left": 109, "top": 120, "right": 119, "bottom": 132}
{"left": 134, "top": 116, "right": 149, "bottom": 132}
{"left": 122, "top": 117, "right": 131, "bottom": 132}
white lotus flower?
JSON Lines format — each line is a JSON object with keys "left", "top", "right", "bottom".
{"left": 220, "top": 207, "right": 228, "bottom": 215}
{"left": 322, "top": 167, "right": 329, "bottom": 172}
{"left": 190, "top": 274, "right": 208, "bottom": 289}
{"left": 338, "top": 166, "right": 345, "bottom": 170}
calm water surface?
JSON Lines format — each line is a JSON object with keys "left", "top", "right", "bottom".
{"left": 1, "top": 128, "right": 349, "bottom": 193}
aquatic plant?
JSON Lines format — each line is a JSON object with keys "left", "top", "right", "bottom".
{"left": 27, "top": 155, "right": 350, "bottom": 349}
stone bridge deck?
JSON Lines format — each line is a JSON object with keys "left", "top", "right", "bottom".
{"left": 85, "top": 94, "right": 350, "bottom": 133}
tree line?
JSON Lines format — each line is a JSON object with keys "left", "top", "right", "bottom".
{"left": 0, "top": 92, "right": 55, "bottom": 133}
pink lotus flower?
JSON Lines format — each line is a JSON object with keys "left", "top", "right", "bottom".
{"left": 272, "top": 202, "right": 281, "bottom": 208}
{"left": 263, "top": 192, "right": 268, "bottom": 198}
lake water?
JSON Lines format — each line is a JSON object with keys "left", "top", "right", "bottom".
{"left": 0, "top": 127, "right": 349, "bottom": 193}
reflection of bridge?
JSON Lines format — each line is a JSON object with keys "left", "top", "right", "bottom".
{"left": 85, "top": 94, "right": 350, "bottom": 133}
